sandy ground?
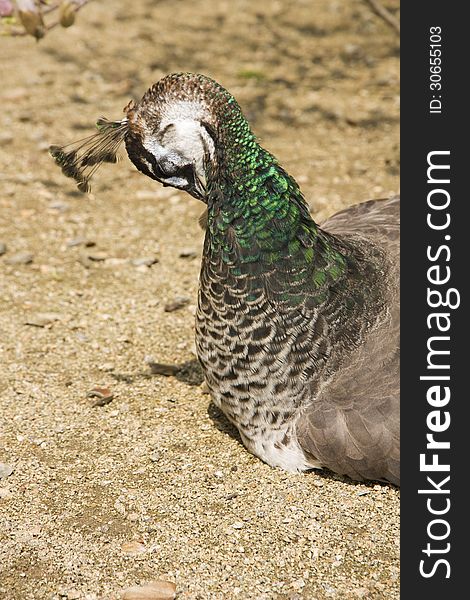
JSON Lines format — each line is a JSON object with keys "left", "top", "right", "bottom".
{"left": 0, "top": 1, "right": 400, "bottom": 598}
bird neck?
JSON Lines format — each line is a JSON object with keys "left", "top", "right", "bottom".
{"left": 204, "top": 128, "right": 348, "bottom": 289}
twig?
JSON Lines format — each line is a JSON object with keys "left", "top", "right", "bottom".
{"left": 363, "top": 0, "right": 400, "bottom": 35}
{"left": 3, "top": 0, "right": 92, "bottom": 37}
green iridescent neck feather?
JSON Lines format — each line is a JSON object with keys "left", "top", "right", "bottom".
{"left": 204, "top": 106, "right": 349, "bottom": 301}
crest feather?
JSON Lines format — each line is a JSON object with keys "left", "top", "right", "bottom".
{"left": 49, "top": 118, "right": 128, "bottom": 193}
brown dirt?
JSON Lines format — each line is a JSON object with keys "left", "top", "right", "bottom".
{"left": 0, "top": 1, "right": 399, "bottom": 599}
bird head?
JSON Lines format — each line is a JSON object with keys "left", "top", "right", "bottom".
{"left": 124, "top": 74, "right": 223, "bottom": 201}
{"left": 50, "top": 73, "right": 246, "bottom": 201}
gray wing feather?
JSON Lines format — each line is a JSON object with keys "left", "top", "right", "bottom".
{"left": 297, "top": 196, "right": 400, "bottom": 485}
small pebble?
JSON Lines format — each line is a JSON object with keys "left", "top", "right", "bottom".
{"left": 87, "top": 252, "right": 108, "bottom": 262}
{"left": 66, "top": 238, "right": 96, "bottom": 248}
{"left": 0, "top": 487, "right": 12, "bottom": 499}
{"left": 164, "top": 297, "right": 190, "bottom": 312}
{"left": 0, "top": 463, "right": 15, "bottom": 479}
{"left": 0, "top": 242, "right": 7, "bottom": 256}
{"left": 57, "top": 587, "right": 81, "bottom": 599}
{"left": 121, "top": 540, "right": 146, "bottom": 554}
{"left": 127, "top": 512, "right": 140, "bottom": 522}
{"left": 131, "top": 256, "right": 159, "bottom": 267}
{"left": 25, "top": 312, "right": 62, "bottom": 328}
{"left": 86, "top": 387, "right": 114, "bottom": 407}
{"left": 292, "top": 579, "right": 305, "bottom": 590}
{"left": 343, "top": 43, "right": 361, "bottom": 58}
{"left": 107, "top": 258, "right": 128, "bottom": 267}
{"left": 147, "top": 362, "right": 180, "bottom": 377}
{"left": 49, "top": 201, "right": 70, "bottom": 212}
{"left": 4, "top": 252, "right": 33, "bottom": 265}
{"left": 178, "top": 248, "right": 197, "bottom": 259}
{"left": 121, "top": 580, "right": 176, "bottom": 600}
{"left": 0, "top": 131, "right": 13, "bottom": 145}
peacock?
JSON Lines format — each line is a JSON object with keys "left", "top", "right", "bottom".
{"left": 50, "top": 73, "right": 400, "bottom": 485}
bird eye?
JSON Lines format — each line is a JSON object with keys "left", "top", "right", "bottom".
{"left": 159, "top": 156, "right": 179, "bottom": 176}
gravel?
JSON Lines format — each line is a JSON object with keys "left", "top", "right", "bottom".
{"left": 0, "top": 1, "right": 399, "bottom": 598}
